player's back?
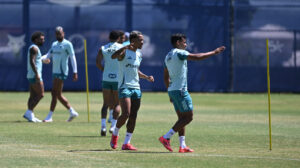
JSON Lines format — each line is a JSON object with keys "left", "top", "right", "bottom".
{"left": 101, "top": 42, "right": 123, "bottom": 82}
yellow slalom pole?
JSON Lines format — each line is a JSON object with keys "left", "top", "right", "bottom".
{"left": 266, "top": 39, "right": 272, "bottom": 150}
{"left": 84, "top": 40, "right": 90, "bottom": 122}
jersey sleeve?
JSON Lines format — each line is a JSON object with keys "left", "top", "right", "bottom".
{"left": 66, "top": 42, "right": 75, "bottom": 56}
{"left": 177, "top": 50, "right": 190, "bottom": 60}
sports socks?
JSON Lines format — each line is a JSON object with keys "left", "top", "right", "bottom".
{"left": 111, "top": 119, "right": 117, "bottom": 129}
{"left": 45, "top": 111, "right": 53, "bottom": 120}
{"left": 179, "top": 136, "right": 186, "bottom": 148}
{"left": 101, "top": 119, "right": 106, "bottom": 128}
{"left": 123, "top": 132, "right": 132, "bottom": 144}
{"left": 113, "top": 127, "right": 120, "bottom": 136}
{"left": 163, "top": 128, "right": 175, "bottom": 139}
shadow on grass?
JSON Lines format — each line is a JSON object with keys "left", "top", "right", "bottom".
{"left": 68, "top": 149, "right": 170, "bottom": 154}
{"left": 0, "top": 120, "right": 26, "bottom": 123}
{"left": 59, "top": 135, "right": 104, "bottom": 138}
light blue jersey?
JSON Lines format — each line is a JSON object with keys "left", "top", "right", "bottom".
{"left": 164, "top": 48, "right": 190, "bottom": 91}
{"left": 118, "top": 49, "right": 142, "bottom": 89}
{"left": 48, "top": 39, "right": 75, "bottom": 76}
{"left": 27, "top": 44, "right": 42, "bottom": 79}
{"left": 101, "top": 42, "right": 123, "bottom": 82}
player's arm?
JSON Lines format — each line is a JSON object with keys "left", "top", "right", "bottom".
{"left": 187, "top": 46, "right": 225, "bottom": 61}
{"left": 68, "top": 43, "right": 78, "bottom": 81}
{"left": 29, "top": 46, "right": 40, "bottom": 81}
{"left": 111, "top": 46, "right": 127, "bottom": 61}
{"left": 138, "top": 70, "right": 154, "bottom": 82}
{"left": 96, "top": 48, "right": 104, "bottom": 71}
{"left": 163, "top": 67, "right": 170, "bottom": 88}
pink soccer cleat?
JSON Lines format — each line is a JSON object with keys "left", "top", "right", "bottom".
{"left": 179, "top": 146, "right": 194, "bottom": 153}
{"left": 122, "top": 143, "right": 137, "bottom": 151}
{"left": 159, "top": 136, "right": 173, "bottom": 152}
{"left": 110, "top": 134, "right": 119, "bottom": 149}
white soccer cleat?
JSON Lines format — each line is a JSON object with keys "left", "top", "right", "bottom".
{"left": 67, "top": 110, "right": 79, "bottom": 122}
{"left": 32, "top": 117, "right": 42, "bottom": 123}
{"left": 109, "top": 126, "right": 115, "bottom": 134}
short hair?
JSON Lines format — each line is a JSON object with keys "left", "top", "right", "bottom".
{"left": 129, "top": 30, "right": 142, "bottom": 42}
{"left": 31, "top": 31, "right": 44, "bottom": 42}
{"left": 109, "top": 30, "right": 120, "bottom": 41}
{"left": 171, "top": 33, "right": 186, "bottom": 47}
{"left": 55, "top": 26, "right": 63, "bottom": 33}
{"left": 118, "top": 30, "right": 125, "bottom": 37}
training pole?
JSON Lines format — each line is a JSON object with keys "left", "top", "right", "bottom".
{"left": 266, "top": 39, "right": 272, "bottom": 150}
{"left": 84, "top": 40, "right": 90, "bottom": 122}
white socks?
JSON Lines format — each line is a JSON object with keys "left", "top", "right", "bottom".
{"left": 69, "top": 107, "right": 75, "bottom": 113}
{"left": 45, "top": 111, "right": 53, "bottom": 120}
{"left": 123, "top": 132, "right": 132, "bottom": 144}
{"left": 111, "top": 119, "right": 117, "bottom": 129}
{"left": 179, "top": 136, "right": 186, "bottom": 148}
{"left": 101, "top": 119, "right": 106, "bottom": 128}
{"left": 113, "top": 127, "right": 120, "bottom": 136}
{"left": 163, "top": 128, "right": 175, "bottom": 139}
{"left": 25, "top": 109, "right": 33, "bottom": 115}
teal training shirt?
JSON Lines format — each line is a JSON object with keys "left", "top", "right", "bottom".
{"left": 27, "top": 44, "right": 42, "bottom": 79}
{"left": 101, "top": 42, "right": 123, "bottom": 82}
{"left": 49, "top": 39, "right": 75, "bottom": 76}
{"left": 118, "top": 49, "right": 142, "bottom": 89}
{"left": 164, "top": 48, "right": 190, "bottom": 91}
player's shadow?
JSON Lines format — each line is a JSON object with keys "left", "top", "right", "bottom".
{"left": 59, "top": 136, "right": 103, "bottom": 138}
{"left": 68, "top": 149, "right": 113, "bottom": 152}
{"left": 68, "top": 149, "right": 169, "bottom": 154}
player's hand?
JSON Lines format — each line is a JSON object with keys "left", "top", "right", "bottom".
{"left": 147, "top": 75, "right": 154, "bottom": 82}
{"left": 214, "top": 46, "right": 226, "bottom": 54}
{"left": 35, "top": 75, "right": 40, "bottom": 82}
{"left": 73, "top": 73, "right": 78, "bottom": 82}
{"left": 42, "top": 58, "right": 51, "bottom": 64}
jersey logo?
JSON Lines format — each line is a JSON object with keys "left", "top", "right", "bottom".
{"left": 108, "top": 73, "right": 117, "bottom": 79}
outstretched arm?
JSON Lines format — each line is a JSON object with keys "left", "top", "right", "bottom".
{"left": 187, "top": 46, "right": 225, "bottom": 61}
{"left": 111, "top": 46, "right": 127, "bottom": 61}
{"left": 96, "top": 49, "right": 104, "bottom": 71}
{"left": 138, "top": 70, "right": 154, "bottom": 82}
{"left": 163, "top": 67, "right": 170, "bottom": 88}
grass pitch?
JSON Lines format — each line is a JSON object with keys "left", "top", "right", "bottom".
{"left": 0, "top": 92, "right": 299, "bottom": 168}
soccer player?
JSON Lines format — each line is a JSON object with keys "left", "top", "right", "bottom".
{"left": 159, "top": 33, "right": 225, "bottom": 153}
{"left": 122, "top": 32, "right": 130, "bottom": 46}
{"left": 110, "top": 31, "right": 154, "bottom": 150}
{"left": 24, "top": 31, "right": 50, "bottom": 122}
{"left": 43, "top": 26, "right": 78, "bottom": 122}
{"left": 96, "top": 30, "right": 124, "bottom": 136}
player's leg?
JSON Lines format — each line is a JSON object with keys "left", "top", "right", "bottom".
{"left": 100, "top": 89, "right": 111, "bottom": 136}
{"left": 24, "top": 81, "right": 43, "bottom": 122}
{"left": 110, "top": 97, "right": 131, "bottom": 149}
{"left": 44, "top": 78, "right": 60, "bottom": 122}
{"left": 30, "top": 81, "right": 44, "bottom": 110}
{"left": 122, "top": 89, "right": 141, "bottom": 150}
{"left": 109, "top": 90, "right": 120, "bottom": 133}
{"left": 175, "top": 110, "right": 194, "bottom": 153}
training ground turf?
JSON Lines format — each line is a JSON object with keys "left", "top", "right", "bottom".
{"left": 0, "top": 92, "right": 299, "bottom": 168}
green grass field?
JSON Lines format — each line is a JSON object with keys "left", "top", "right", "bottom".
{"left": 0, "top": 92, "right": 299, "bottom": 168}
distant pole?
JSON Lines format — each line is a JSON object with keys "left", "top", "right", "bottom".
{"left": 266, "top": 39, "right": 272, "bottom": 151}
{"left": 84, "top": 40, "right": 90, "bottom": 122}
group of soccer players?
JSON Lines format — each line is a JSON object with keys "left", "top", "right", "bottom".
{"left": 25, "top": 27, "right": 225, "bottom": 153}
{"left": 25, "top": 26, "right": 78, "bottom": 123}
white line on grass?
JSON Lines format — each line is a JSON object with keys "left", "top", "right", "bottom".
{"left": 176, "top": 153, "right": 300, "bottom": 162}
